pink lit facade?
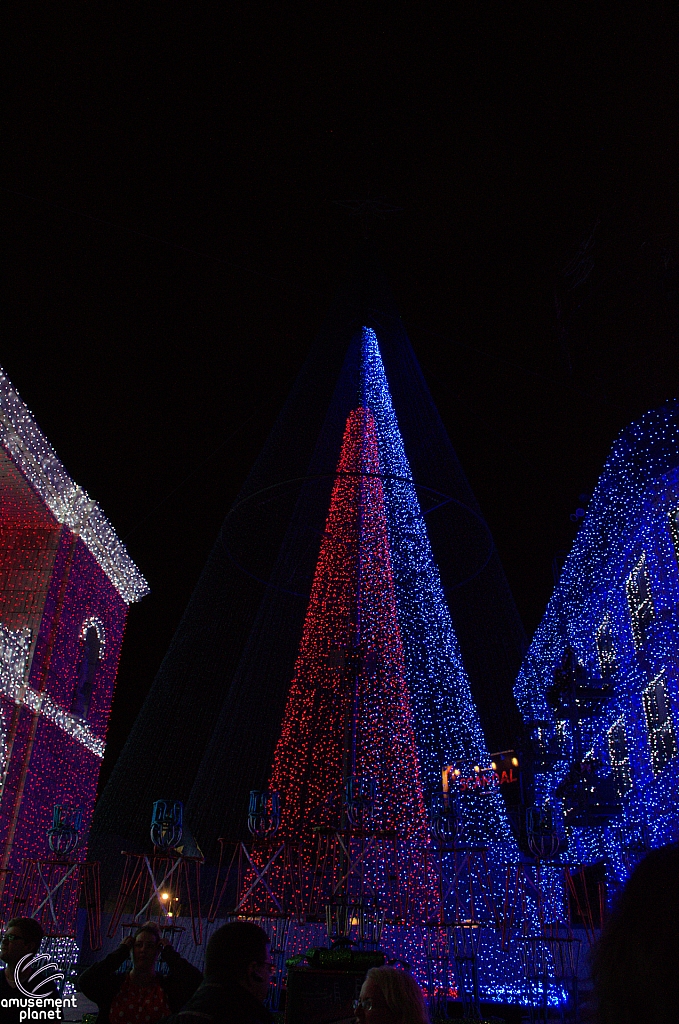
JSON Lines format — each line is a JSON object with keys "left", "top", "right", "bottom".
{"left": 0, "top": 369, "right": 148, "bottom": 886}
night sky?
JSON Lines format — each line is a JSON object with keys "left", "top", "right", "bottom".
{"left": 5, "top": 6, "right": 679, "bottom": 791}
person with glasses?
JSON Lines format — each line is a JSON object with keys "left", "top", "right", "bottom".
{"left": 77, "top": 921, "right": 201, "bottom": 1024}
{"left": 160, "top": 920, "right": 274, "bottom": 1024}
{"left": 0, "top": 918, "right": 57, "bottom": 1023}
{"left": 353, "top": 967, "right": 428, "bottom": 1024}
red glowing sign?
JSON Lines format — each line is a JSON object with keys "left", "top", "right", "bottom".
{"left": 442, "top": 752, "right": 520, "bottom": 795}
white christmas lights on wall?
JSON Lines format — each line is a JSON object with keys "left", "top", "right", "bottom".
{"left": 0, "top": 368, "right": 149, "bottom": 604}
{"left": 0, "top": 623, "right": 105, "bottom": 758}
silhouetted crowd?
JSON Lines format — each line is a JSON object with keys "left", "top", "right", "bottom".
{"left": 3, "top": 846, "right": 679, "bottom": 1024}
{"left": 76, "top": 920, "right": 428, "bottom": 1024}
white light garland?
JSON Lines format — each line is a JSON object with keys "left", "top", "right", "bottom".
{"left": 41, "top": 936, "right": 80, "bottom": 996}
{"left": 0, "top": 623, "right": 105, "bottom": 758}
{"left": 79, "top": 615, "right": 106, "bottom": 655}
{"left": 0, "top": 368, "right": 149, "bottom": 604}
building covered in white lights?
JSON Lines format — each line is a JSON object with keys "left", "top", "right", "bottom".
{"left": 515, "top": 399, "right": 679, "bottom": 881}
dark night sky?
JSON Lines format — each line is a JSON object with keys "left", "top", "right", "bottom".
{"left": 4, "top": 5, "right": 679, "bottom": 791}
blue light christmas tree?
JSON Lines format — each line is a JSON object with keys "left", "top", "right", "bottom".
{"left": 258, "top": 326, "right": 545, "bottom": 1005}
{"left": 361, "top": 327, "right": 515, "bottom": 851}
{"left": 94, "top": 254, "right": 551, "bottom": 1007}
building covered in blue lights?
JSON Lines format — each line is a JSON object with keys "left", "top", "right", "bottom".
{"left": 515, "top": 399, "right": 679, "bottom": 881}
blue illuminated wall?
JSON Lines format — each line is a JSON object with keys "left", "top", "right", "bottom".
{"left": 515, "top": 400, "right": 679, "bottom": 880}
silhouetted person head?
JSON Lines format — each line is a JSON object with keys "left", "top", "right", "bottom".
{"left": 593, "top": 843, "right": 679, "bottom": 1024}
{"left": 205, "top": 921, "right": 274, "bottom": 1003}
{"left": 0, "top": 918, "right": 44, "bottom": 971}
{"left": 355, "top": 967, "right": 428, "bottom": 1024}
{"left": 130, "top": 921, "right": 163, "bottom": 976}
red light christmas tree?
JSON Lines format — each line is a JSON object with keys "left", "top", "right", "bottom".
{"left": 269, "top": 406, "right": 428, "bottom": 846}
{"left": 222, "top": 394, "right": 544, "bottom": 1013}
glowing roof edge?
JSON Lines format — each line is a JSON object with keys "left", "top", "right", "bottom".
{"left": 0, "top": 367, "right": 149, "bottom": 604}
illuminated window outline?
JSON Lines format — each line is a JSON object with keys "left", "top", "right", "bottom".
{"left": 79, "top": 616, "right": 106, "bottom": 653}
{"left": 596, "top": 614, "right": 617, "bottom": 677}
{"left": 607, "top": 717, "right": 633, "bottom": 796}
{"left": 70, "top": 617, "right": 105, "bottom": 720}
{"left": 668, "top": 506, "right": 679, "bottom": 563}
{"left": 555, "top": 719, "right": 570, "bottom": 759}
{"left": 642, "top": 672, "right": 678, "bottom": 776}
{"left": 626, "top": 554, "right": 654, "bottom": 649}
